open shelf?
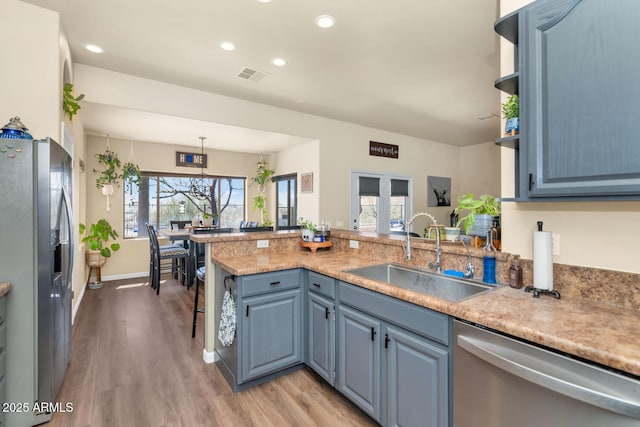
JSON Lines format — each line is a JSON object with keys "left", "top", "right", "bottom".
{"left": 495, "top": 135, "right": 519, "bottom": 149}
{"left": 495, "top": 11, "right": 519, "bottom": 44}
{"left": 494, "top": 72, "right": 519, "bottom": 95}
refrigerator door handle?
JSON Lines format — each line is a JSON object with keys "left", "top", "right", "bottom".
{"left": 457, "top": 334, "right": 640, "bottom": 419}
{"left": 61, "top": 184, "right": 74, "bottom": 287}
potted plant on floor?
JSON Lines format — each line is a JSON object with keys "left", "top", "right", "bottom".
{"left": 80, "top": 219, "right": 121, "bottom": 288}
{"left": 502, "top": 94, "right": 519, "bottom": 136}
{"left": 454, "top": 194, "right": 500, "bottom": 238}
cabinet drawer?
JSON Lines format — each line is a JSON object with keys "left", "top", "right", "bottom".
{"left": 307, "top": 271, "right": 335, "bottom": 299}
{"left": 339, "top": 281, "right": 450, "bottom": 346}
{"left": 240, "top": 269, "right": 301, "bottom": 297}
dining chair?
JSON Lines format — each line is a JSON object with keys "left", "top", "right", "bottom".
{"left": 191, "top": 227, "right": 233, "bottom": 338}
{"left": 249, "top": 221, "right": 258, "bottom": 227}
{"left": 146, "top": 224, "right": 189, "bottom": 295}
{"left": 170, "top": 220, "right": 192, "bottom": 230}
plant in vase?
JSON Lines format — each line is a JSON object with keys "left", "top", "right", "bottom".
{"left": 94, "top": 147, "right": 141, "bottom": 211}
{"left": 502, "top": 94, "right": 519, "bottom": 136}
{"left": 453, "top": 194, "right": 501, "bottom": 237}
{"left": 299, "top": 217, "right": 316, "bottom": 242}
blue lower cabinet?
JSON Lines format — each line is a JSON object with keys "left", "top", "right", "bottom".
{"left": 337, "top": 281, "right": 450, "bottom": 427}
{"left": 241, "top": 288, "right": 302, "bottom": 382}
{"left": 307, "top": 292, "right": 335, "bottom": 385}
{"left": 385, "top": 325, "right": 449, "bottom": 427}
{"left": 337, "top": 304, "right": 382, "bottom": 422}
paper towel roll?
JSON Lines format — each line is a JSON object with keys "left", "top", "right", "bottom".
{"left": 533, "top": 231, "right": 553, "bottom": 290}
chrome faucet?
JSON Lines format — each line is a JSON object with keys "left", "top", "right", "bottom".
{"left": 459, "top": 235, "right": 475, "bottom": 279}
{"left": 405, "top": 212, "right": 442, "bottom": 273}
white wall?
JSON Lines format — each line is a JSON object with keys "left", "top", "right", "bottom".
{"left": 500, "top": 0, "right": 640, "bottom": 273}
{"left": 84, "top": 134, "right": 267, "bottom": 277}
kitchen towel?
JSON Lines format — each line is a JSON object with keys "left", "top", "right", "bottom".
{"left": 533, "top": 228, "right": 553, "bottom": 290}
{"left": 218, "top": 289, "right": 236, "bottom": 346}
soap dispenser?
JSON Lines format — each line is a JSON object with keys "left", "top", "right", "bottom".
{"left": 482, "top": 229, "right": 497, "bottom": 284}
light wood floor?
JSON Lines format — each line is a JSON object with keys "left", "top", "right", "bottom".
{"left": 45, "top": 276, "right": 375, "bottom": 427}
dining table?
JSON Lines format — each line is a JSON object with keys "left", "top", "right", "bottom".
{"left": 158, "top": 227, "right": 216, "bottom": 288}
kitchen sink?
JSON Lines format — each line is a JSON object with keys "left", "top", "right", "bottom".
{"left": 344, "top": 263, "right": 498, "bottom": 303}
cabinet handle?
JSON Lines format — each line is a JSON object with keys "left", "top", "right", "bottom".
{"left": 313, "top": 282, "right": 321, "bottom": 287}
{"left": 246, "top": 305, "right": 249, "bottom": 317}
{"left": 529, "top": 173, "right": 534, "bottom": 191}
{"left": 270, "top": 281, "right": 281, "bottom": 286}
{"left": 371, "top": 327, "right": 376, "bottom": 341}
{"left": 325, "top": 307, "right": 329, "bottom": 319}
{"left": 384, "top": 333, "right": 390, "bottom": 349}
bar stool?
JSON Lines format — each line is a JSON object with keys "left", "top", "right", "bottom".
{"left": 146, "top": 224, "right": 189, "bottom": 294}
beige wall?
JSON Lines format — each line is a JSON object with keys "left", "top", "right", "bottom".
{"left": 273, "top": 140, "right": 321, "bottom": 223}
{"left": 500, "top": 0, "right": 640, "bottom": 273}
{"left": 84, "top": 135, "right": 267, "bottom": 277}
{"left": 75, "top": 65, "right": 500, "bottom": 242}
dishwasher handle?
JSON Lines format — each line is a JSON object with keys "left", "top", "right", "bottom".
{"left": 457, "top": 334, "right": 640, "bottom": 419}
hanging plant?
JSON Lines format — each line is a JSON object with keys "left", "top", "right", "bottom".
{"left": 94, "top": 150, "right": 141, "bottom": 189}
{"left": 250, "top": 156, "right": 275, "bottom": 225}
{"left": 63, "top": 83, "right": 85, "bottom": 122}
{"left": 122, "top": 161, "right": 141, "bottom": 186}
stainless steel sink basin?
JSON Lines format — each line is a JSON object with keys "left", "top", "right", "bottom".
{"left": 344, "top": 263, "right": 498, "bottom": 303}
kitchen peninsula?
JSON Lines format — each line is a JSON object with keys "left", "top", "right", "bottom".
{"left": 193, "top": 229, "right": 640, "bottom": 374}
{"left": 191, "top": 229, "right": 640, "bottom": 424}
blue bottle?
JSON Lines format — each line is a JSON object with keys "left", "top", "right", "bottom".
{"left": 482, "top": 228, "right": 497, "bottom": 284}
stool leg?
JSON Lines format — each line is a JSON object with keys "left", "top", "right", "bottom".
{"left": 192, "top": 279, "right": 200, "bottom": 338}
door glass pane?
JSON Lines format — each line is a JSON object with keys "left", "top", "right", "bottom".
{"left": 358, "top": 195, "right": 379, "bottom": 232}
{"left": 389, "top": 196, "right": 407, "bottom": 232}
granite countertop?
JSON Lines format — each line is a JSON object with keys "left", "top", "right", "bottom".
{"left": 0, "top": 281, "right": 10, "bottom": 298}
{"left": 210, "top": 249, "right": 640, "bottom": 377}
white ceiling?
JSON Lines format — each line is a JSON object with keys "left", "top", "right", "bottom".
{"left": 23, "top": 0, "right": 501, "bottom": 151}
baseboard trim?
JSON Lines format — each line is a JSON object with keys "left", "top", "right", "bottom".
{"left": 102, "top": 271, "right": 149, "bottom": 282}
{"left": 72, "top": 284, "right": 86, "bottom": 325}
{"left": 203, "top": 349, "right": 218, "bottom": 364}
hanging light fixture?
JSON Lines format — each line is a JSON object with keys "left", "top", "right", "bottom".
{"left": 190, "top": 136, "right": 210, "bottom": 197}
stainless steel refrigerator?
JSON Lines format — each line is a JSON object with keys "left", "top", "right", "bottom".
{"left": 0, "top": 137, "right": 73, "bottom": 426}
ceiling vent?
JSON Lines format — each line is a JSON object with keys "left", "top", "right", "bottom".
{"left": 475, "top": 113, "right": 499, "bottom": 121}
{"left": 237, "top": 67, "right": 269, "bottom": 82}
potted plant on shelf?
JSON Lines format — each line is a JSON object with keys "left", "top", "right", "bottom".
{"left": 502, "top": 94, "right": 519, "bottom": 136}
{"left": 453, "top": 194, "right": 501, "bottom": 238}
{"left": 299, "top": 217, "right": 316, "bottom": 242}
{"left": 79, "top": 219, "right": 120, "bottom": 288}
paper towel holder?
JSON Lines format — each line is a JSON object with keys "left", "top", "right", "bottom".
{"left": 524, "top": 285, "right": 561, "bottom": 299}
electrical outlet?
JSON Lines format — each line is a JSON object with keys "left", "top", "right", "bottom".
{"left": 257, "top": 240, "right": 269, "bottom": 248}
{"left": 349, "top": 240, "right": 359, "bottom": 249}
{"left": 552, "top": 234, "right": 560, "bottom": 256}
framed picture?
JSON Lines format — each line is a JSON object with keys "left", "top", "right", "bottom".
{"left": 427, "top": 176, "right": 451, "bottom": 207}
{"left": 301, "top": 172, "right": 313, "bottom": 193}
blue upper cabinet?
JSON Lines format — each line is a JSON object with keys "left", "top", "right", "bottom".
{"left": 497, "top": 0, "right": 640, "bottom": 200}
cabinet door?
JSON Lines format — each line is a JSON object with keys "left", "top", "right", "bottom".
{"left": 524, "top": 0, "right": 640, "bottom": 198}
{"left": 307, "top": 292, "right": 334, "bottom": 385}
{"left": 337, "top": 305, "right": 381, "bottom": 422}
{"left": 385, "top": 325, "right": 449, "bottom": 427}
{"left": 241, "top": 289, "right": 301, "bottom": 382}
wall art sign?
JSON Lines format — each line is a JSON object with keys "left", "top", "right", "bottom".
{"left": 176, "top": 151, "right": 207, "bottom": 168}
{"left": 369, "top": 141, "right": 398, "bottom": 159}
{"left": 301, "top": 172, "right": 313, "bottom": 193}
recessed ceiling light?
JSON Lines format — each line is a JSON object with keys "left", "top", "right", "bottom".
{"left": 83, "top": 43, "right": 104, "bottom": 54}
{"left": 272, "top": 58, "right": 287, "bottom": 67}
{"left": 315, "top": 15, "right": 335, "bottom": 29}
{"left": 256, "top": 0, "right": 272, "bottom": 3}
{"left": 220, "top": 41, "right": 235, "bottom": 51}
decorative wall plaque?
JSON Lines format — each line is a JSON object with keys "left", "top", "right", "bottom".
{"left": 176, "top": 151, "right": 207, "bottom": 168}
{"left": 369, "top": 141, "right": 398, "bottom": 159}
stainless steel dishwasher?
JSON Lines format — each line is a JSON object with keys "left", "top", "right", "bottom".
{"left": 453, "top": 320, "right": 640, "bottom": 427}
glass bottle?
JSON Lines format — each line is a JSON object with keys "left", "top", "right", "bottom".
{"left": 509, "top": 254, "right": 523, "bottom": 289}
{"left": 482, "top": 229, "right": 497, "bottom": 284}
